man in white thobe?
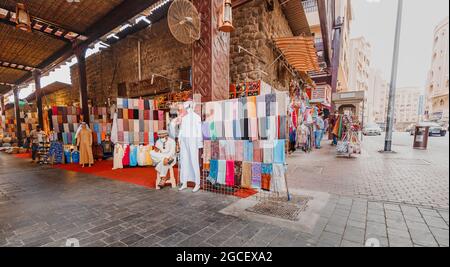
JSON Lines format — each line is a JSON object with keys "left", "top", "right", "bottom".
{"left": 151, "top": 130, "right": 177, "bottom": 187}
{"left": 178, "top": 101, "right": 203, "bottom": 193}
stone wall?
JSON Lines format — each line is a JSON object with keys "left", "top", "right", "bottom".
{"left": 71, "top": 18, "right": 192, "bottom": 105}
{"left": 230, "top": 0, "right": 294, "bottom": 91}
{"left": 70, "top": 0, "right": 295, "bottom": 102}
{"left": 42, "top": 87, "right": 80, "bottom": 107}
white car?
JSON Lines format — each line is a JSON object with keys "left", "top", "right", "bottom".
{"left": 410, "top": 122, "right": 447, "bottom": 137}
{"left": 363, "top": 123, "right": 382, "bottom": 136}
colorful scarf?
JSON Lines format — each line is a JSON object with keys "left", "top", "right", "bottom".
{"left": 217, "top": 160, "right": 227, "bottom": 185}
{"left": 226, "top": 160, "right": 235, "bottom": 186}
{"left": 261, "top": 163, "right": 273, "bottom": 191}
{"left": 274, "top": 139, "right": 286, "bottom": 164}
{"left": 208, "top": 159, "right": 219, "bottom": 184}
{"left": 251, "top": 162, "right": 262, "bottom": 189}
{"left": 241, "top": 162, "right": 253, "bottom": 189}
{"left": 234, "top": 161, "right": 243, "bottom": 186}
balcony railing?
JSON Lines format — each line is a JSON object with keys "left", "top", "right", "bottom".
{"left": 302, "top": 0, "right": 318, "bottom": 13}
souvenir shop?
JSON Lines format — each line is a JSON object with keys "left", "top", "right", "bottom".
{"left": 0, "top": 101, "right": 38, "bottom": 153}
{"left": 106, "top": 91, "right": 289, "bottom": 195}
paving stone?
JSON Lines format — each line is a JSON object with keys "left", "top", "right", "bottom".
{"left": 343, "top": 226, "right": 365, "bottom": 243}
{"left": 384, "top": 204, "right": 401, "bottom": 212}
{"left": 318, "top": 231, "right": 342, "bottom": 247}
{"left": 366, "top": 222, "right": 387, "bottom": 238}
{"left": 388, "top": 236, "right": 413, "bottom": 247}
{"left": 324, "top": 224, "right": 346, "bottom": 235}
{"left": 268, "top": 229, "right": 299, "bottom": 247}
{"left": 387, "top": 228, "right": 411, "bottom": 239}
{"left": 340, "top": 239, "right": 362, "bottom": 247}
{"left": 422, "top": 216, "right": 448, "bottom": 230}
{"left": 130, "top": 235, "right": 163, "bottom": 247}
{"left": 367, "top": 214, "right": 386, "bottom": 224}
{"left": 346, "top": 220, "right": 366, "bottom": 230}
{"left": 120, "top": 234, "right": 144, "bottom": 246}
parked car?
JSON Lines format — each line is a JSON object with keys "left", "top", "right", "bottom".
{"left": 409, "top": 122, "right": 447, "bottom": 136}
{"left": 363, "top": 123, "right": 382, "bottom": 136}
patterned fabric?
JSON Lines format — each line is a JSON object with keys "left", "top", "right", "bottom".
{"left": 241, "top": 162, "right": 253, "bottom": 189}
{"left": 226, "top": 160, "right": 235, "bottom": 186}
{"left": 115, "top": 98, "right": 164, "bottom": 145}
{"left": 251, "top": 162, "right": 262, "bottom": 189}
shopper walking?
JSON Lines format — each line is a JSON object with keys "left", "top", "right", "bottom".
{"left": 29, "top": 126, "right": 46, "bottom": 163}
{"left": 314, "top": 113, "right": 325, "bottom": 149}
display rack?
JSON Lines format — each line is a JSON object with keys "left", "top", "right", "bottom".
{"left": 37, "top": 142, "right": 50, "bottom": 165}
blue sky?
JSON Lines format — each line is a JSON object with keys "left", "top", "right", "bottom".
{"left": 351, "top": 0, "right": 449, "bottom": 89}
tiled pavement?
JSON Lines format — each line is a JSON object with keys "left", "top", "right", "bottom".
{"left": 0, "top": 133, "right": 448, "bottom": 247}
{"left": 287, "top": 133, "right": 449, "bottom": 209}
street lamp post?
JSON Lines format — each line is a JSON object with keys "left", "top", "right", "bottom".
{"left": 384, "top": 0, "right": 404, "bottom": 152}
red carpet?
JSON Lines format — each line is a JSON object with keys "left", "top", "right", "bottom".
{"left": 52, "top": 160, "right": 256, "bottom": 198}
{"left": 14, "top": 153, "right": 32, "bottom": 159}
{"left": 52, "top": 160, "right": 170, "bottom": 189}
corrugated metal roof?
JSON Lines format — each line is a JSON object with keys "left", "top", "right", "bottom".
{"left": 274, "top": 36, "right": 319, "bottom": 72}
{"left": 281, "top": 0, "right": 312, "bottom": 36}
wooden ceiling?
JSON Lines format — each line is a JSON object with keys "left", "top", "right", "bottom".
{"left": 0, "top": 0, "right": 159, "bottom": 94}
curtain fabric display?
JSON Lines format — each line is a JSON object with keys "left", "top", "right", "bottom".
{"left": 203, "top": 93, "right": 288, "bottom": 193}
{"left": 115, "top": 98, "right": 165, "bottom": 146}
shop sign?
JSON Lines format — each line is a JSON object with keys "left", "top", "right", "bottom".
{"left": 311, "top": 84, "right": 331, "bottom": 104}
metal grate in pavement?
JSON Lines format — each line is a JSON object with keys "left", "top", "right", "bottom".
{"left": 246, "top": 195, "right": 311, "bottom": 221}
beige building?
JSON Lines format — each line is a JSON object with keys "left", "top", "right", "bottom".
{"left": 368, "top": 68, "right": 389, "bottom": 124}
{"left": 395, "top": 87, "right": 424, "bottom": 131}
{"left": 347, "top": 37, "right": 371, "bottom": 124}
{"left": 425, "top": 17, "right": 449, "bottom": 124}
{"left": 335, "top": 0, "right": 353, "bottom": 93}
{"left": 302, "top": 0, "right": 352, "bottom": 92}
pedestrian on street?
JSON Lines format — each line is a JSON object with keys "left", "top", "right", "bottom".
{"left": 29, "top": 126, "right": 46, "bottom": 163}
{"left": 314, "top": 113, "right": 325, "bottom": 149}
{"left": 329, "top": 111, "right": 339, "bottom": 146}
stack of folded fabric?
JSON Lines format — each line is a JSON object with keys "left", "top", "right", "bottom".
{"left": 115, "top": 98, "right": 165, "bottom": 146}
{"left": 50, "top": 106, "right": 82, "bottom": 145}
{"left": 89, "top": 107, "right": 112, "bottom": 144}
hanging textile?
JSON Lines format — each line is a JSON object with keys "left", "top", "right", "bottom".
{"left": 251, "top": 162, "right": 262, "bottom": 189}
{"left": 241, "top": 162, "right": 253, "bottom": 189}
{"left": 226, "top": 160, "right": 235, "bottom": 186}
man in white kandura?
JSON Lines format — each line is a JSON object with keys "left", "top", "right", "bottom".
{"left": 178, "top": 101, "right": 203, "bottom": 193}
{"left": 151, "top": 130, "right": 177, "bottom": 189}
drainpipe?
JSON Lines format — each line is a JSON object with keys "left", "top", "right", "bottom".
{"left": 137, "top": 40, "right": 142, "bottom": 81}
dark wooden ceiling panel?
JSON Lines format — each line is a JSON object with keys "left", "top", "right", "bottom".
{"left": 0, "top": 24, "right": 67, "bottom": 67}
{"left": 0, "top": 0, "right": 124, "bottom": 34}
{"left": 0, "top": 66, "right": 27, "bottom": 84}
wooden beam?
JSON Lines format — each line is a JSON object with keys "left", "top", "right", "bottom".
{"left": 317, "top": 0, "right": 331, "bottom": 67}
{"left": 74, "top": 46, "right": 89, "bottom": 123}
{"left": 0, "top": 17, "right": 72, "bottom": 43}
{"left": 0, "top": 60, "right": 36, "bottom": 72}
{"left": 32, "top": 69, "right": 44, "bottom": 128}
{"left": 80, "top": 0, "right": 160, "bottom": 48}
{"left": 13, "top": 87, "right": 22, "bottom": 146}
{"left": 232, "top": 0, "right": 252, "bottom": 8}
{"left": 14, "top": 0, "right": 159, "bottom": 86}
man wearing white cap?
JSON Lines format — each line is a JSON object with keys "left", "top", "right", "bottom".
{"left": 151, "top": 130, "right": 177, "bottom": 189}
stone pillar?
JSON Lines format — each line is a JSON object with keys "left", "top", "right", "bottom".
{"left": 0, "top": 94, "right": 4, "bottom": 116}
{"left": 33, "top": 69, "right": 44, "bottom": 128}
{"left": 74, "top": 45, "right": 90, "bottom": 122}
{"left": 192, "top": 0, "right": 230, "bottom": 102}
{"left": 13, "top": 87, "right": 23, "bottom": 146}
